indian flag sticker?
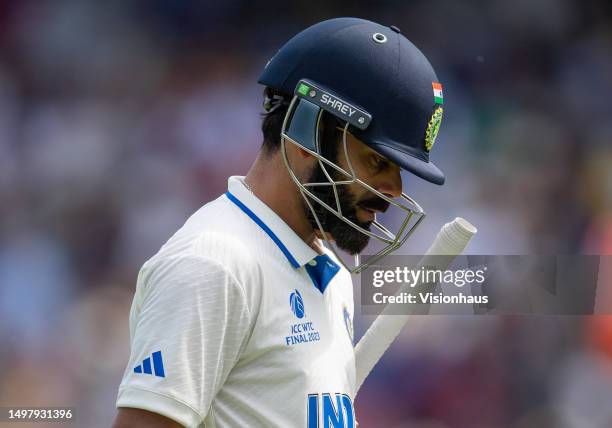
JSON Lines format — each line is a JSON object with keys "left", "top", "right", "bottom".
{"left": 432, "top": 82, "right": 443, "bottom": 104}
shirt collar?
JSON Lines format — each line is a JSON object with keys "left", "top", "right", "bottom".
{"left": 226, "top": 176, "right": 319, "bottom": 268}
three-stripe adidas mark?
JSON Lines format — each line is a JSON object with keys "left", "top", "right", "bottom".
{"left": 134, "top": 350, "right": 165, "bottom": 377}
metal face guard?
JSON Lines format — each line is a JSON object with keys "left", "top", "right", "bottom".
{"left": 280, "top": 94, "right": 425, "bottom": 274}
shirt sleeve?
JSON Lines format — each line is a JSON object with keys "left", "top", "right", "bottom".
{"left": 116, "top": 254, "right": 255, "bottom": 427}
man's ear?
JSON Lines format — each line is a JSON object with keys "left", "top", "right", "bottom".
{"left": 296, "top": 145, "right": 314, "bottom": 159}
{"left": 283, "top": 137, "right": 315, "bottom": 160}
{"left": 280, "top": 138, "right": 317, "bottom": 181}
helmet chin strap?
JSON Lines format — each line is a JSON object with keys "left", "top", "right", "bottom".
{"left": 280, "top": 95, "right": 426, "bottom": 274}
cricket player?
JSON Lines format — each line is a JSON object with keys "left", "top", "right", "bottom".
{"left": 112, "top": 17, "right": 445, "bottom": 428}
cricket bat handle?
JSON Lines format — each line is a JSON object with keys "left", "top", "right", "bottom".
{"left": 354, "top": 217, "right": 477, "bottom": 393}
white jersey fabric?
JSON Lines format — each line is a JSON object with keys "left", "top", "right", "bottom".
{"left": 116, "top": 176, "right": 356, "bottom": 428}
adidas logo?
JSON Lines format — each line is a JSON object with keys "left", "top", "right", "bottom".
{"left": 134, "top": 350, "right": 165, "bottom": 378}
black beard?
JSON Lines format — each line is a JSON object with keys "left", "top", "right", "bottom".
{"left": 305, "top": 163, "right": 373, "bottom": 255}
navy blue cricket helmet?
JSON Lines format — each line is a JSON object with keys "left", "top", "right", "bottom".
{"left": 258, "top": 17, "right": 446, "bottom": 185}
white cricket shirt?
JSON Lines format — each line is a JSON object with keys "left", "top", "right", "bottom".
{"left": 116, "top": 176, "right": 356, "bottom": 428}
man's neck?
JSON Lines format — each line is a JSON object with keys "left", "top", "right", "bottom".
{"left": 245, "top": 151, "right": 322, "bottom": 254}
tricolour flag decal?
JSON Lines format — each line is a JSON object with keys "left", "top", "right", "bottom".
{"left": 432, "top": 82, "right": 443, "bottom": 104}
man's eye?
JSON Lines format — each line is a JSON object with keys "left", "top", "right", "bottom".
{"left": 371, "top": 155, "right": 387, "bottom": 171}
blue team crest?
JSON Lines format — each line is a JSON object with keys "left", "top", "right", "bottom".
{"left": 290, "top": 289, "right": 305, "bottom": 319}
{"left": 343, "top": 305, "right": 353, "bottom": 342}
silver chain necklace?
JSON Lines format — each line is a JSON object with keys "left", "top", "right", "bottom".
{"left": 243, "top": 179, "right": 254, "bottom": 194}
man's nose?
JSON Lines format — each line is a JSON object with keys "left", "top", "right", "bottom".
{"left": 377, "top": 169, "right": 403, "bottom": 199}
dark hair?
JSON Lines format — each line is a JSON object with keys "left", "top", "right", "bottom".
{"left": 260, "top": 87, "right": 290, "bottom": 155}
{"left": 260, "top": 86, "right": 342, "bottom": 161}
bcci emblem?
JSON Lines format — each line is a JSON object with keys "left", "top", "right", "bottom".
{"left": 343, "top": 305, "right": 353, "bottom": 343}
{"left": 290, "top": 289, "right": 305, "bottom": 319}
{"left": 424, "top": 106, "right": 443, "bottom": 152}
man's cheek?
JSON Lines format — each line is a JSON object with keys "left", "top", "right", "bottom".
{"left": 347, "top": 184, "right": 368, "bottom": 203}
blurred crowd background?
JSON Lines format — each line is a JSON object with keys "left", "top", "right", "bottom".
{"left": 0, "top": 1, "right": 611, "bottom": 427}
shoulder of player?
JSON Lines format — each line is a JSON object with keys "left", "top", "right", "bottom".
{"left": 141, "top": 210, "right": 263, "bottom": 296}
{"left": 138, "top": 250, "right": 262, "bottom": 318}
{"left": 137, "top": 194, "right": 266, "bottom": 301}
{"left": 178, "top": 193, "right": 267, "bottom": 247}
